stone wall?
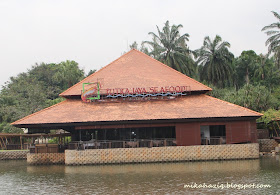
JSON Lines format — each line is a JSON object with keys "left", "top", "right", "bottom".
{"left": 65, "top": 143, "right": 259, "bottom": 165}
{"left": 258, "top": 139, "right": 279, "bottom": 152}
{"left": 0, "top": 150, "right": 28, "bottom": 160}
{"left": 27, "top": 153, "right": 65, "bottom": 165}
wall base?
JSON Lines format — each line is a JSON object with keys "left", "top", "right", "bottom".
{"left": 65, "top": 143, "right": 259, "bottom": 165}
{"left": 27, "top": 153, "right": 65, "bottom": 165}
{"left": 0, "top": 151, "right": 28, "bottom": 160}
{"left": 258, "top": 139, "right": 279, "bottom": 152}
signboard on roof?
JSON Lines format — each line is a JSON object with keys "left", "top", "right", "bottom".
{"left": 81, "top": 82, "right": 190, "bottom": 103}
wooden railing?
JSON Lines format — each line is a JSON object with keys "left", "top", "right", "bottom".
{"left": 5, "top": 144, "right": 33, "bottom": 150}
{"left": 201, "top": 136, "right": 226, "bottom": 145}
{"left": 68, "top": 139, "right": 177, "bottom": 150}
{"left": 30, "top": 144, "right": 66, "bottom": 153}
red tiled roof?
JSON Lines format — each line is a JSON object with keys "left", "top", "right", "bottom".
{"left": 60, "top": 49, "right": 211, "bottom": 97}
{"left": 12, "top": 94, "right": 262, "bottom": 126}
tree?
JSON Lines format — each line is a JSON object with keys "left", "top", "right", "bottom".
{"left": 87, "top": 69, "right": 96, "bottom": 77}
{"left": 195, "top": 35, "right": 234, "bottom": 87}
{"left": 0, "top": 61, "right": 86, "bottom": 133}
{"left": 253, "top": 54, "right": 279, "bottom": 87}
{"left": 53, "top": 60, "right": 85, "bottom": 88}
{"left": 274, "top": 47, "right": 280, "bottom": 69}
{"left": 28, "top": 63, "right": 63, "bottom": 99}
{"left": 262, "top": 11, "right": 280, "bottom": 68}
{"left": 232, "top": 84, "right": 278, "bottom": 111}
{"left": 255, "top": 54, "right": 271, "bottom": 81}
{"left": 257, "top": 109, "right": 280, "bottom": 137}
{"left": 143, "top": 21, "right": 195, "bottom": 76}
{"left": 210, "top": 84, "right": 279, "bottom": 112}
{"left": 0, "top": 75, "right": 48, "bottom": 133}
{"left": 128, "top": 41, "right": 149, "bottom": 55}
{"left": 235, "top": 50, "right": 258, "bottom": 85}
{"left": 258, "top": 109, "right": 280, "bottom": 124}
{"left": 129, "top": 41, "right": 138, "bottom": 50}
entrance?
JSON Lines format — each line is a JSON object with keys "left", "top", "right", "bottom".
{"left": 200, "top": 125, "right": 226, "bottom": 145}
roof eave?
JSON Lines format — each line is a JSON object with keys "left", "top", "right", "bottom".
{"left": 12, "top": 116, "right": 262, "bottom": 129}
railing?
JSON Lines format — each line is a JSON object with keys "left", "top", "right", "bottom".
{"left": 201, "top": 136, "right": 226, "bottom": 145}
{"left": 29, "top": 144, "right": 66, "bottom": 153}
{"left": 5, "top": 144, "right": 33, "bottom": 150}
{"left": 68, "top": 139, "right": 177, "bottom": 150}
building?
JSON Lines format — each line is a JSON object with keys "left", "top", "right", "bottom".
{"left": 12, "top": 49, "right": 262, "bottom": 165}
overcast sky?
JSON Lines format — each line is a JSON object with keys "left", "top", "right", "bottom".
{"left": 0, "top": 0, "right": 279, "bottom": 87}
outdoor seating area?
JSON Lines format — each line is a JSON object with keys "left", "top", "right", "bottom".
{"left": 68, "top": 138, "right": 177, "bottom": 150}
{"left": 29, "top": 144, "right": 67, "bottom": 153}
{"left": 201, "top": 136, "right": 226, "bottom": 145}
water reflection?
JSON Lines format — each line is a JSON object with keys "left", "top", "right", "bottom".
{"left": 70, "top": 160, "right": 258, "bottom": 174}
{"left": 0, "top": 158, "right": 280, "bottom": 194}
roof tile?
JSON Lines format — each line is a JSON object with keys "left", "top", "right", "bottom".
{"left": 60, "top": 49, "right": 211, "bottom": 97}
{"left": 12, "top": 94, "right": 262, "bottom": 126}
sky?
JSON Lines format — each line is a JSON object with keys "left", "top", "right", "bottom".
{"left": 0, "top": 0, "right": 279, "bottom": 88}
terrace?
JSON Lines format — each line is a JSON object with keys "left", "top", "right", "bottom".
{"left": 68, "top": 138, "right": 177, "bottom": 150}
{"left": 68, "top": 126, "right": 177, "bottom": 150}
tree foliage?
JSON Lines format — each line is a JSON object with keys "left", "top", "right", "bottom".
{"left": 195, "top": 35, "right": 234, "bottom": 87}
{"left": 129, "top": 41, "right": 149, "bottom": 55}
{"left": 210, "top": 84, "right": 279, "bottom": 112}
{"left": 262, "top": 11, "right": 280, "bottom": 68}
{"left": 235, "top": 50, "right": 258, "bottom": 85}
{"left": 0, "top": 61, "right": 85, "bottom": 133}
{"left": 86, "top": 69, "right": 96, "bottom": 77}
{"left": 2, "top": 16, "right": 280, "bottom": 133}
{"left": 257, "top": 109, "right": 280, "bottom": 136}
{"left": 143, "top": 21, "right": 195, "bottom": 76}
{"left": 258, "top": 109, "right": 280, "bottom": 124}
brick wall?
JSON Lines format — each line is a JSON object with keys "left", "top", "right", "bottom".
{"left": 65, "top": 143, "right": 259, "bottom": 165}
{"left": 257, "top": 129, "right": 269, "bottom": 139}
{"left": 0, "top": 151, "right": 28, "bottom": 160}
{"left": 27, "top": 153, "right": 65, "bottom": 165}
{"left": 258, "top": 139, "right": 279, "bottom": 152}
{"left": 175, "top": 120, "right": 258, "bottom": 146}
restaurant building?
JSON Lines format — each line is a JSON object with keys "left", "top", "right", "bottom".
{"left": 12, "top": 49, "right": 261, "bottom": 165}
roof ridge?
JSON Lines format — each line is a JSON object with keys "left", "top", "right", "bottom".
{"left": 203, "top": 94, "right": 263, "bottom": 116}
{"left": 11, "top": 99, "right": 68, "bottom": 125}
{"left": 59, "top": 49, "right": 136, "bottom": 97}
{"left": 133, "top": 49, "right": 212, "bottom": 91}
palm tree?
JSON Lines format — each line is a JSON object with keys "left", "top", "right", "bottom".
{"left": 144, "top": 21, "right": 195, "bottom": 76}
{"left": 128, "top": 41, "right": 150, "bottom": 55}
{"left": 262, "top": 11, "right": 280, "bottom": 68}
{"left": 253, "top": 54, "right": 279, "bottom": 88}
{"left": 273, "top": 46, "right": 280, "bottom": 69}
{"left": 254, "top": 54, "right": 268, "bottom": 81}
{"left": 196, "top": 35, "right": 234, "bottom": 87}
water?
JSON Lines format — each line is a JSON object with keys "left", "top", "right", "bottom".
{"left": 0, "top": 157, "right": 280, "bottom": 194}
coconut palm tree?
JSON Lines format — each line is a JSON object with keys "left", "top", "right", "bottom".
{"left": 144, "top": 21, "right": 195, "bottom": 76}
{"left": 196, "top": 35, "right": 234, "bottom": 87}
{"left": 262, "top": 11, "right": 280, "bottom": 68}
{"left": 273, "top": 46, "right": 280, "bottom": 69}
{"left": 253, "top": 54, "right": 279, "bottom": 88}
{"left": 254, "top": 54, "right": 269, "bottom": 81}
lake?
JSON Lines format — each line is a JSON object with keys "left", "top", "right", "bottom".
{"left": 0, "top": 156, "right": 279, "bottom": 194}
